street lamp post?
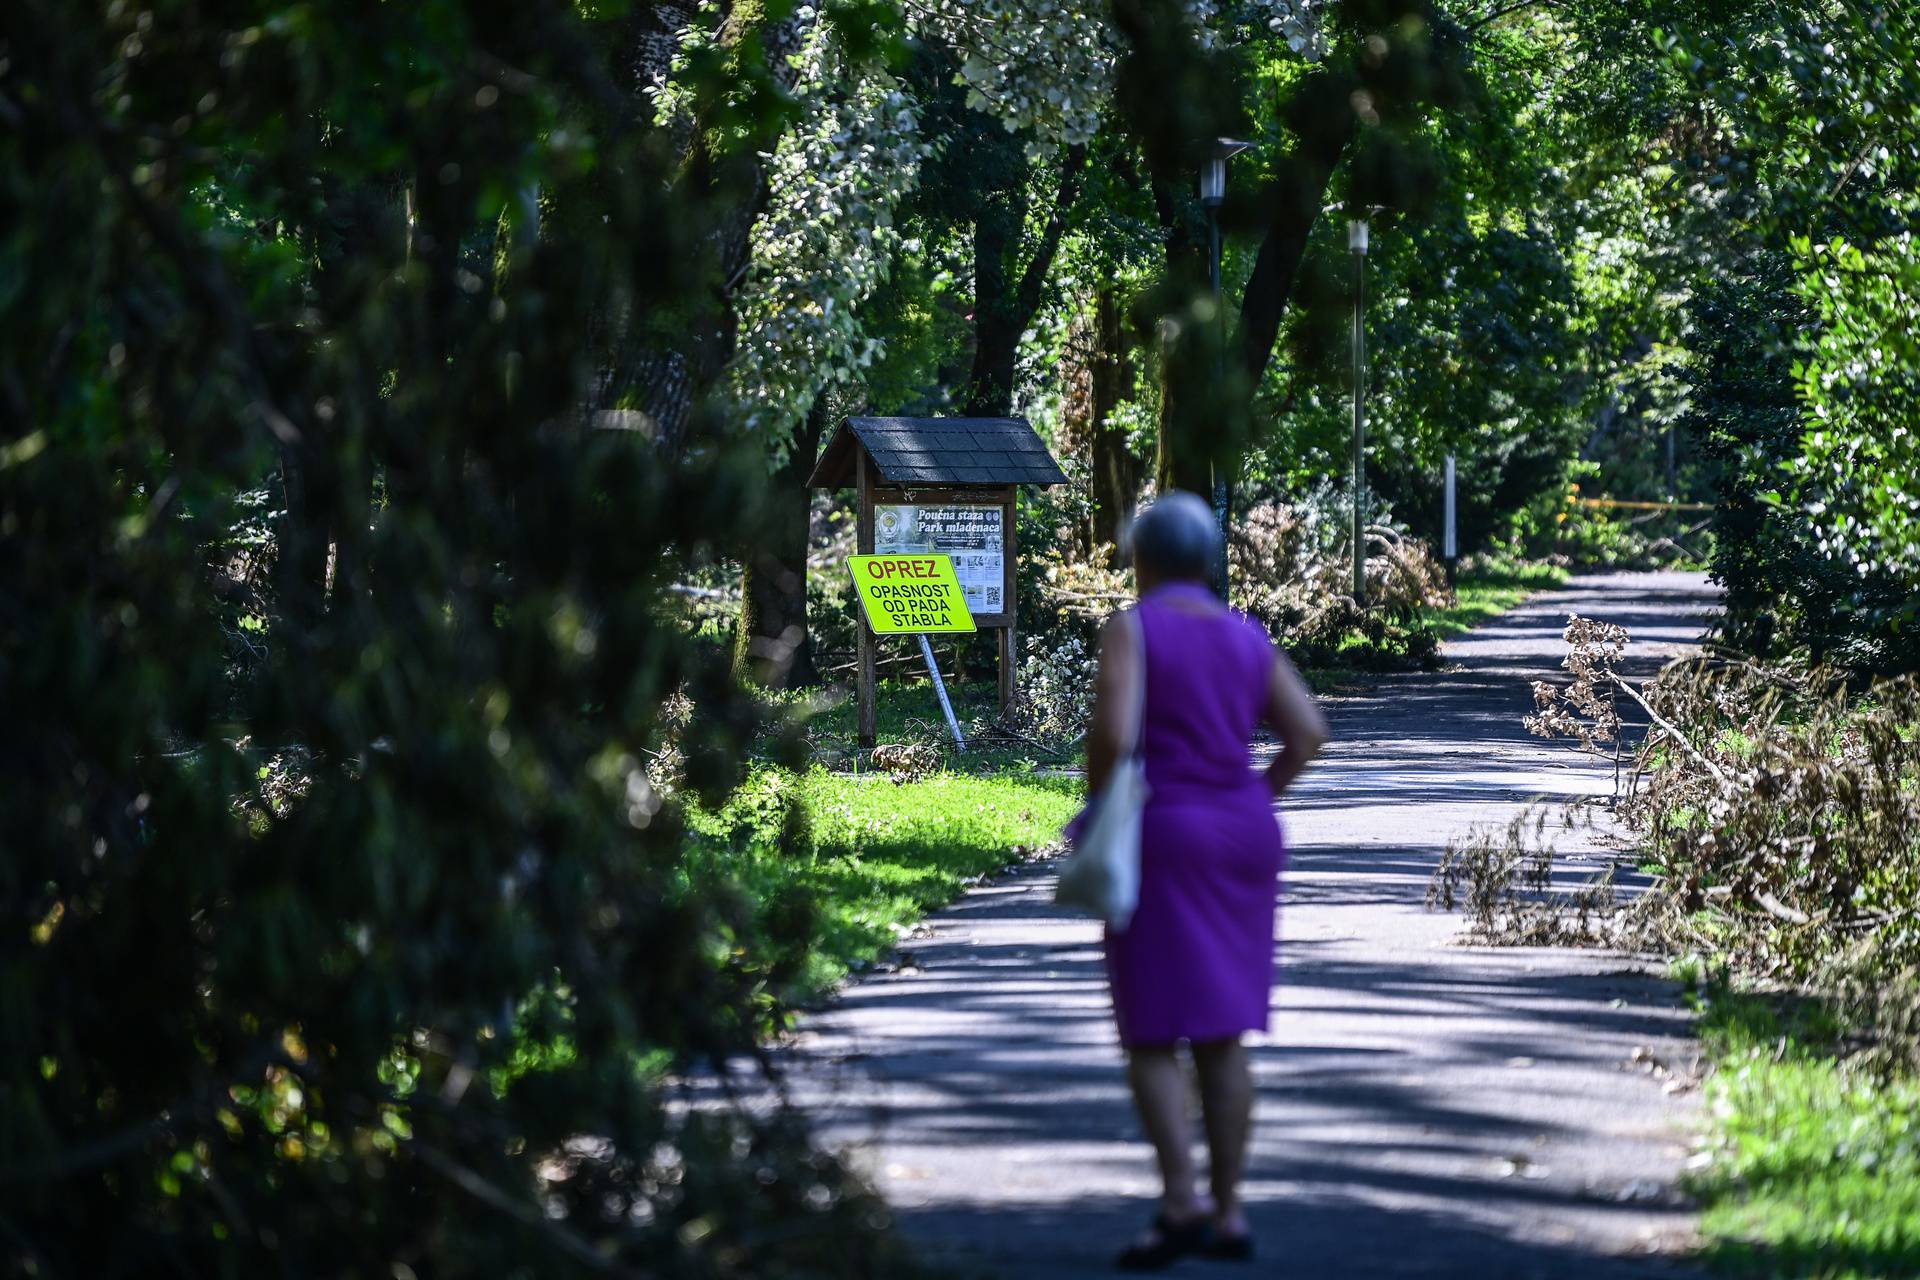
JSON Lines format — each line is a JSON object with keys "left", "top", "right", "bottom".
{"left": 1200, "top": 137, "right": 1250, "bottom": 598}
{"left": 1348, "top": 213, "right": 1370, "bottom": 605}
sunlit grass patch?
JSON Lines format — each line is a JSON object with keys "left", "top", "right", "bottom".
{"left": 1688, "top": 976, "right": 1920, "bottom": 1280}
{"left": 688, "top": 768, "right": 1079, "bottom": 1005}
{"left": 1422, "top": 559, "right": 1570, "bottom": 642}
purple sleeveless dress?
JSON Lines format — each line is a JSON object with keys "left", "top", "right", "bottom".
{"left": 1105, "top": 582, "right": 1285, "bottom": 1047}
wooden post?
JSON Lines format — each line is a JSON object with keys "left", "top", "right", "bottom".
{"left": 855, "top": 451, "right": 878, "bottom": 747}
{"left": 998, "top": 625, "right": 1016, "bottom": 711}
{"left": 999, "top": 486, "right": 1017, "bottom": 712}
{"left": 816, "top": 428, "right": 1054, "bottom": 741}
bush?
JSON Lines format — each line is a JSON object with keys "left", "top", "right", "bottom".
{"left": 1004, "top": 634, "right": 1099, "bottom": 747}
{"left": 1689, "top": 251, "right": 1920, "bottom": 673}
{"left": 1525, "top": 617, "right": 1920, "bottom": 1070}
{"left": 1230, "top": 487, "right": 1450, "bottom": 669}
{"left": 1507, "top": 463, "right": 1710, "bottom": 570}
{"left": 1028, "top": 537, "right": 1136, "bottom": 649}
{"left": 2, "top": 7, "right": 913, "bottom": 1274}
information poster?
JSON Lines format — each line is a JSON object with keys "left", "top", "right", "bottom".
{"left": 845, "top": 555, "right": 976, "bottom": 634}
{"left": 873, "top": 504, "right": 1006, "bottom": 614}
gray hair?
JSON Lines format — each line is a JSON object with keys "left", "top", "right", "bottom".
{"left": 1125, "top": 491, "right": 1220, "bottom": 581}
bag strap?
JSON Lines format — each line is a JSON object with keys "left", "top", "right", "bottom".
{"left": 1121, "top": 606, "right": 1148, "bottom": 759}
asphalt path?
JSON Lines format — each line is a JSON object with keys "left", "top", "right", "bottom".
{"left": 786, "top": 571, "right": 1721, "bottom": 1278}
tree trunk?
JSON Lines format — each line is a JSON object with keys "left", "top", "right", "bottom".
{"left": 278, "top": 175, "right": 403, "bottom": 633}
{"left": 1228, "top": 71, "right": 1355, "bottom": 388}
{"left": 964, "top": 145, "right": 1086, "bottom": 417}
{"left": 960, "top": 120, "right": 1025, "bottom": 419}
{"left": 1154, "top": 371, "right": 1216, "bottom": 497}
{"left": 595, "top": 2, "right": 817, "bottom": 447}
{"left": 1148, "top": 178, "right": 1215, "bottom": 498}
{"left": 963, "top": 180, "right": 1018, "bottom": 415}
{"left": 1111, "top": 48, "right": 1353, "bottom": 502}
{"left": 1083, "top": 290, "right": 1139, "bottom": 561}
{"left": 734, "top": 398, "right": 826, "bottom": 688}
{"left": 274, "top": 444, "right": 331, "bottom": 635}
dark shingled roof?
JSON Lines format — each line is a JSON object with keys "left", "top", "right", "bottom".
{"left": 807, "top": 416, "right": 1067, "bottom": 488}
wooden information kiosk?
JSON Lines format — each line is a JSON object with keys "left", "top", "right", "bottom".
{"left": 807, "top": 416, "right": 1067, "bottom": 747}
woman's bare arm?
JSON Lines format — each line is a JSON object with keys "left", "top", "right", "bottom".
{"left": 1261, "top": 645, "right": 1328, "bottom": 798}
{"left": 1084, "top": 612, "right": 1138, "bottom": 798}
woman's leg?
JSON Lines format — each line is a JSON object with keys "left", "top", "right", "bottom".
{"left": 1191, "top": 1036, "right": 1253, "bottom": 1235}
{"left": 1125, "top": 1045, "right": 1204, "bottom": 1219}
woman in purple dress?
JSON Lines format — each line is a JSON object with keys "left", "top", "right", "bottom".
{"left": 1084, "top": 492, "right": 1327, "bottom": 1270}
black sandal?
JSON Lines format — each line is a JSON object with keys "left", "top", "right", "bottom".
{"left": 1115, "top": 1213, "right": 1213, "bottom": 1272}
{"left": 1200, "top": 1231, "right": 1254, "bottom": 1262}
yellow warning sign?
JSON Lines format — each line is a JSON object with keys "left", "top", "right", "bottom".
{"left": 847, "top": 554, "right": 977, "bottom": 634}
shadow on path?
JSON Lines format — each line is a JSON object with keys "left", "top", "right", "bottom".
{"left": 788, "top": 571, "right": 1719, "bottom": 1278}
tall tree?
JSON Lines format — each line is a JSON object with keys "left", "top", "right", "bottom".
{"left": 1110, "top": 0, "right": 1467, "bottom": 502}
{"left": 963, "top": 143, "right": 1090, "bottom": 415}
{"left": 1062, "top": 287, "right": 1143, "bottom": 557}
{"left": 736, "top": 398, "right": 828, "bottom": 686}
{"left": 1, "top": 2, "right": 913, "bottom": 1271}
{"left": 716, "top": 21, "right": 928, "bottom": 688}
{"left": 1669, "top": 0, "right": 1920, "bottom": 667}
{"left": 596, "top": 1, "right": 821, "bottom": 448}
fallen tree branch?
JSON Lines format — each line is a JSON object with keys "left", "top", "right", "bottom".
{"left": 973, "top": 723, "right": 1070, "bottom": 760}
{"left": 1751, "top": 889, "right": 1812, "bottom": 926}
{"left": 1044, "top": 594, "right": 1128, "bottom": 610}
{"left": 1604, "top": 669, "right": 1733, "bottom": 788}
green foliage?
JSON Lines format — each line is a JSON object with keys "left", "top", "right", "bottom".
{"left": 1498, "top": 461, "right": 1708, "bottom": 569}
{"left": 0, "top": 2, "right": 921, "bottom": 1273}
{"left": 1789, "top": 234, "right": 1920, "bottom": 617}
{"left": 17, "top": 0, "right": 1920, "bottom": 1264}
{"left": 1008, "top": 635, "right": 1100, "bottom": 745}
{"left": 1243, "top": 0, "right": 1709, "bottom": 559}
{"left": 911, "top": 0, "right": 1326, "bottom": 155}
{"left": 1689, "top": 979, "right": 1920, "bottom": 1280}
{"left": 720, "top": 22, "right": 930, "bottom": 451}
{"left": 1663, "top": 4, "right": 1920, "bottom": 670}
{"left": 687, "top": 768, "right": 1078, "bottom": 999}
{"left": 1684, "top": 252, "right": 1859, "bottom": 657}
{"left": 1357, "top": 206, "right": 1586, "bottom": 553}
{"left": 1420, "top": 557, "right": 1567, "bottom": 641}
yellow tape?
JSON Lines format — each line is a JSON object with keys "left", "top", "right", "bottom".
{"left": 847, "top": 554, "right": 977, "bottom": 634}
{"left": 1573, "top": 497, "right": 1714, "bottom": 512}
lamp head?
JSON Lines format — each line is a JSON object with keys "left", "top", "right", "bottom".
{"left": 1198, "top": 137, "right": 1253, "bottom": 208}
{"left": 1348, "top": 203, "right": 1389, "bottom": 252}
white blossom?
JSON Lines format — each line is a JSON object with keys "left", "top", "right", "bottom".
{"left": 658, "top": 0, "right": 1326, "bottom": 448}
{"left": 722, "top": 26, "right": 930, "bottom": 454}
{"left": 909, "top": 0, "right": 1325, "bottom": 154}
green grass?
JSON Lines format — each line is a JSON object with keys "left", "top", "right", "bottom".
{"left": 688, "top": 767, "right": 1080, "bottom": 1001}
{"left": 774, "top": 678, "right": 1081, "bottom": 772}
{"left": 1686, "top": 974, "right": 1920, "bottom": 1279}
{"left": 1421, "top": 559, "right": 1571, "bottom": 642}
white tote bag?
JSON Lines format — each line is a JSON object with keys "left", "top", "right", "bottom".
{"left": 1055, "top": 609, "right": 1148, "bottom": 930}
